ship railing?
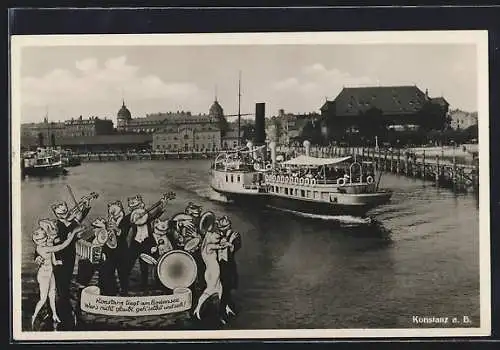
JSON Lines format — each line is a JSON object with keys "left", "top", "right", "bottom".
{"left": 264, "top": 174, "right": 376, "bottom": 187}
{"left": 349, "top": 162, "right": 364, "bottom": 184}
{"left": 242, "top": 184, "right": 260, "bottom": 190}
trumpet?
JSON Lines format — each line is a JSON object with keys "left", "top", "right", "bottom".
{"left": 105, "top": 220, "right": 121, "bottom": 237}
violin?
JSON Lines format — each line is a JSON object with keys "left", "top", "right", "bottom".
{"left": 144, "top": 191, "right": 176, "bottom": 216}
{"left": 131, "top": 192, "right": 176, "bottom": 225}
{"left": 68, "top": 191, "right": 99, "bottom": 217}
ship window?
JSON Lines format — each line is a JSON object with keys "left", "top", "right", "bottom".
{"left": 322, "top": 192, "right": 329, "bottom": 200}
{"left": 284, "top": 188, "right": 289, "bottom": 195}
{"left": 275, "top": 186, "right": 278, "bottom": 192}
{"left": 231, "top": 175, "right": 234, "bottom": 183}
{"left": 226, "top": 175, "right": 228, "bottom": 182}
{"left": 314, "top": 191, "right": 319, "bottom": 199}
{"left": 290, "top": 188, "right": 294, "bottom": 195}
{"left": 237, "top": 175, "right": 241, "bottom": 182}
{"left": 307, "top": 190, "right": 311, "bottom": 197}
{"left": 301, "top": 189, "right": 305, "bottom": 197}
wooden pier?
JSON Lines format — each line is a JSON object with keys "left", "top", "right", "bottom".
{"left": 279, "top": 146, "right": 480, "bottom": 194}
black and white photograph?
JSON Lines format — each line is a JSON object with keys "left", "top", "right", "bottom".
{"left": 10, "top": 31, "right": 490, "bottom": 340}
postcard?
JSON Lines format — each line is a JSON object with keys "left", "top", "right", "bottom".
{"left": 10, "top": 30, "right": 490, "bottom": 341}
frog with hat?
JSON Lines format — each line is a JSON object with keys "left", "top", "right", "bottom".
{"left": 141, "top": 217, "right": 174, "bottom": 288}
{"left": 50, "top": 198, "right": 92, "bottom": 331}
{"left": 91, "top": 217, "right": 121, "bottom": 296}
{"left": 216, "top": 215, "right": 241, "bottom": 323}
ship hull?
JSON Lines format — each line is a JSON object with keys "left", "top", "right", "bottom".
{"left": 23, "top": 165, "right": 66, "bottom": 177}
{"left": 264, "top": 195, "right": 388, "bottom": 217}
{"left": 211, "top": 185, "right": 392, "bottom": 217}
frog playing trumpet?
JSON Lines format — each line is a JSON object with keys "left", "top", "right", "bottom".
{"left": 126, "top": 192, "right": 176, "bottom": 291}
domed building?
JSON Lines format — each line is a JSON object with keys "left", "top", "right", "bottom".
{"left": 117, "top": 99, "right": 132, "bottom": 131}
{"left": 209, "top": 98, "right": 229, "bottom": 137}
{"left": 209, "top": 99, "right": 224, "bottom": 119}
{"left": 150, "top": 98, "right": 230, "bottom": 152}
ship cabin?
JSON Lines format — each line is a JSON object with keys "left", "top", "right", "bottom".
{"left": 210, "top": 149, "right": 267, "bottom": 194}
{"left": 23, "top": 148, "right": 61, "bottom": 168}
{"left": 264, "top": 155, "right": 378, "bottom": 201}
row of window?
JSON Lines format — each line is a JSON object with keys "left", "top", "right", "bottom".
{"left": 269, "top": 185, "right": 329, "bottom": 200}
{"left": 155, "top": 134, "right": 219, "bottom": 141}
{"left": 155, "top": 143, "right": 216, "bottom": 151}
{"left": 21, "top": 131, "right": 95, "bottom": 137}
{"left": 225, "top": 174, "right": 242, "bottom": 183}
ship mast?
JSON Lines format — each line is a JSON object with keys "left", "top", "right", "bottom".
{"left": 237, "top": 70, "right": 241, "bottom": 146}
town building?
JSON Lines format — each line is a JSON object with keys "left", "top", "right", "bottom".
{"left": 21, "top": 115, "right": 114, "bottom": 147}
{"left": 266, "top": 109, "right": 317, "bottom": 146}
{"left": 151, "top": 99, "right": 227, "bottom": 151}
{"left": 63, "top": 115, "right": 114, "bottom": 136}
{"left": 152, "top": 124, "right": 221, "bottom": 152}
{"left": 116, "top": 99, "right": 225, "bottom": 134}
{"left": 222, "top": 129, "right": 243, "bottom": 149}
{"left": 20, "top": 98, "right": 238, "bottom": 152}
{"left": 447, "top": 108, "right": 478, "bottom": 130}
{"left": 320, "top": 85, "right": 450, "bottom": 137}
{"left": 21, "top": 117, "right": 66, "bottom": 147}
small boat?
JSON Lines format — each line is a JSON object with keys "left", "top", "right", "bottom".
{"left": 22, "top": 147, "right": 67, "bottom": 177}
{"left": 209, "top": 142, "right": 392, "bottom": 217}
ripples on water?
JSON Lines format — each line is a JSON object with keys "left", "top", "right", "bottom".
{"left": 19, "top": 160, "right": 480, "bottom": 330}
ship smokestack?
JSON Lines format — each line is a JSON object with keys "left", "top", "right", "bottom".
{"left": 269, "top": 141, "right": 277, "bottom": 165}
{"left": 254, "top": 103, "right": 266, "bottom": 145}
{"left": 303, "top": 140, "right": 311, "bottom": 157}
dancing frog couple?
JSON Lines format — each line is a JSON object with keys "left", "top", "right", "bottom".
{"left": 193, "top": 215, "right": 241, "bottom": 324}
{"left": 31, "top": 218, "right": 85, "bottom": 328}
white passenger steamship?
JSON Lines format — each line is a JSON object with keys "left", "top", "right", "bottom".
{"left": 209, "top": 141, "right": 393, "bottom": 217}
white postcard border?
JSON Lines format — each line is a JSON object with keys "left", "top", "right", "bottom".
{"left": 10, "top": 30, "right": 491, "bottom": 341}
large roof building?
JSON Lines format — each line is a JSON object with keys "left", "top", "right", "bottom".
{"left": 320, "top": 85, "right": 449, "bottom": 138}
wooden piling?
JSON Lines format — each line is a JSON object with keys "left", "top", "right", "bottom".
{"left": 435, "top": 156, "right": 440, "bottom": 182}
{"left": 384, "top": 148, "right": 387, "bottom": 171}
{"left": 396, "top": 149, "right": 400, "bottom": 174}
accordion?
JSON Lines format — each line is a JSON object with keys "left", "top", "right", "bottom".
{"left": 76, "top": 239, "right": 102, "bottom": 264}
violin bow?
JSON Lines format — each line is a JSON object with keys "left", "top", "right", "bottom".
{"left": 66, "top": 185, "right": 79, "bottom": 208}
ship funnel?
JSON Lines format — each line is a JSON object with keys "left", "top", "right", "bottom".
{"left": 269, "top": 141, "right": 277, "bottom": 165}
{"left": 254, "top": 103, "right": 266, "bottom": 146}
{"left": 303, "top": 140, "right": 311, "bottom": 157}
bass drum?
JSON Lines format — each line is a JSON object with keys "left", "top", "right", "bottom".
{"left": 156, "top": 250, "right": 198, "bottom": 290}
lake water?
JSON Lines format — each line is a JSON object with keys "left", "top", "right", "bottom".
{"left": 19, "top": 159, "right": 481, "bottom": 330}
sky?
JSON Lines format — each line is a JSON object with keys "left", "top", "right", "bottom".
{"left": 18, "top": 44, "right": 478, "bottom": 124}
